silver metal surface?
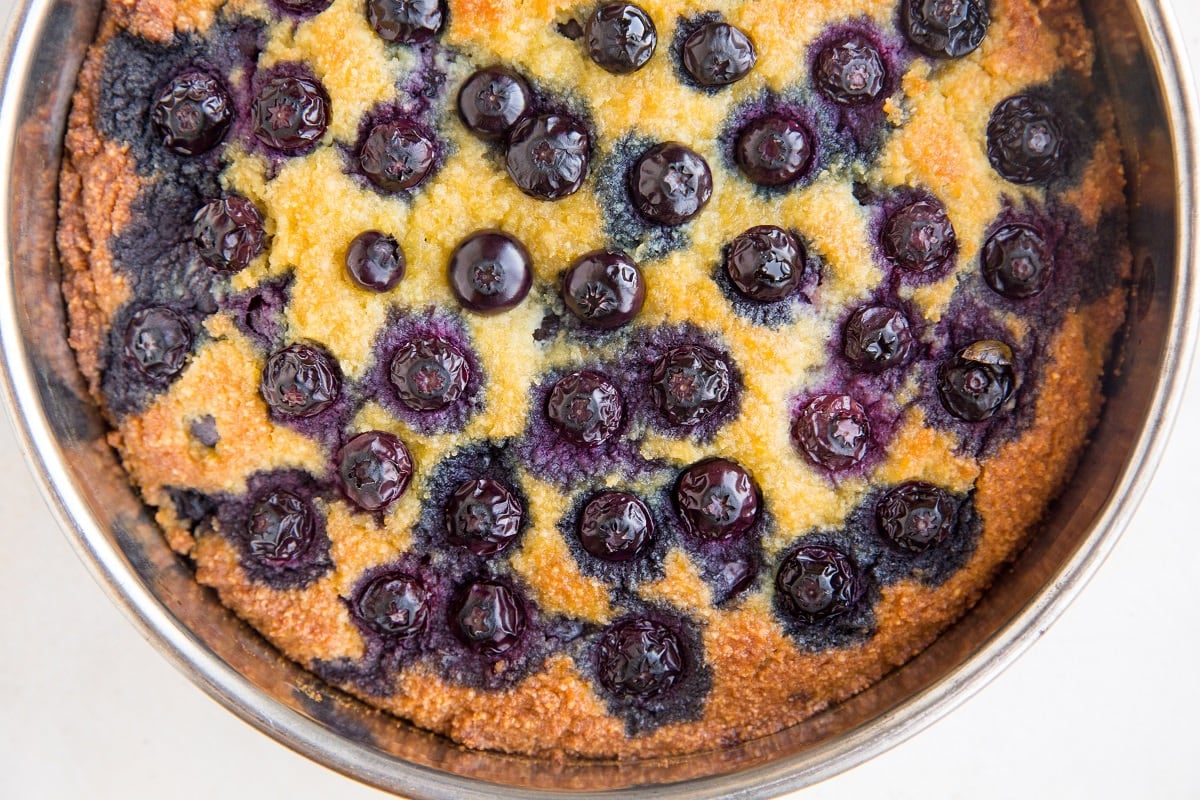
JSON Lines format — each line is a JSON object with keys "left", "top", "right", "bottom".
{"left": 0, "top": 1, "right": 1195, "bottom": 796}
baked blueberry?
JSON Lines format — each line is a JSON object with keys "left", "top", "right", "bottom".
{"left": 586, "top": 3, "right": 657, "bottom": 74}
{"left": 629, "top": 142, "right": 712, "bottom": 225}
{"left": 251, "top": 75, "right": 329, "bottom": 153}
{"left": 876, "top": 482, "right": 956, "bottom": 552}
{"left": 902, "top": 0, "right": 990, "bottom": 59}
{"left": 546, "top": 370, "right": 624, "bottom": 446}
{"left": 725, "top": 225, "right": 804, "bottom": 301}
{"left": 982, "top": 223, "right": 1052, "bottom": 299}
{"left": 815, "top": 34, "right": 887, "bottom": 106}
{"left": 675, "top": 457, "right": 759, "bottom": 540}
{"left": 562, "top": 249, "right": 646, "bottom": 329}
{"left": 260, "top": 343, "right": 341, "bottom": 419}
{"left": 150, "top": 70, "right": 232, "bottom": 156}
{"left": 123, "top": 307, "right": 193, "bottom": 380}
{"left": 446, "top": 478, "right": 523, "bottom": 555}
{"left": 842, "top": 306, "right": 914, "bottom": 372}
{"left": 936, "top": 340, "right": 1016, "bottom": 422}
{"left": 793, "top": 394, "right": 871, "bottom": 470}
{"left": 578, "top": 491, "right": 653, "bottom": 561}
{"left": 448, "top": 230, "right": 533, "bottom": 313}
{"left": 277, "top": 0, "right": 332, "bottom": 13}
{"left": 775, "top": 545, "right": 860, "bottom": 623}
{"left": 389, "top": 336, "right": 471, "bottom": 411}
{"left": 505, "top": 114, "right": 591, "bottom": 200}
{"left": 595, "top": 618, "right": 683, "bottom": 698}
{"left": 193, "top": 196, "right": 266, "bottom": 273}
{"left": 336, "top": 431, "right": 414, "bottom": 512}
{"left": 359, "top": 120, "right": 436, "bottom": 192}
{"left": 354, "top": 572, "right": 429, "bottom": 638}
{"left": 987, "top": 95, "right": 1066, "bottom": 185}
{"left": 367, "top": 0, "right": 444, "bottom": 43}
{"left": 457, "top": 67, "right": 531, "bottom": 138}
{"left": 735, "top": 114, "right": 812, "bottom": 187}
{"left": 452, "top": 580, "right": 526, "bottom": 654}
{"left": 882, "top": 199, "right": 956, "bottom": 273}
{"left": 246, "top": 489, "right": 317, "bottom": 566}
{"left": 345, "top": 230, "right": 405, "bottom": 292}
{"left": 680, "top": 21, "right": 757, "bottom": 87}
{"left": 651, "top": 345, "right": 731, "bottom": 426}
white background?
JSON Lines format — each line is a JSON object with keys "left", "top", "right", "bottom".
{"left": 1, "top": 1, "right": 1198, "bottom": 797}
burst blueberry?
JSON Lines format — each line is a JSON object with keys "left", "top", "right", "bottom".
{"left": 251, "top": 74, "right": 329, "bottom": 153}
{"left": 680, "top": 21, "right": 757, "bottom": 87}
{"left": 260, "top": 343, "right": 341, "bottom": 419}
{"left": 586, "top": 3, "right": 657, "bottom": 74}
{"left": 675, "top": 457, "right": 759, "bottom": 540}
{"left": 389, "top": 336, "right": 471, "bottom": 411}
{"left": 982, "top": 223, "right": 1053, "bottom": 298}
{"left": 446, "top": 478, "right": 524, "bottom": 555}
{"left": 578, "top": 491, "right": 653, "bottom": 561}
{"left": 359, "top": 120, "right": 436, "bottom": 192}
{"left": 987, "top": 95, "right": 1067, "bottom": 185}
{"left": 452, "top": 580, "right": 526, "bottom": 655}
{"left": 735, "top": 114, "right": 812, "bottom": 187}
{"left": 457, "top": 67, "right": 531, "bottom": 138}
{"left": 882, "top": 199, "right": 956, "bottom": 273}
{"left": 775, "top": 545, "right": 861, "bottom": 623}
{"left": 815, "top": 34, "right": 886, "bottom": 106}
{"left": 336, "top": 431, "right": 414, "bottom": 512}
{"left": 936, "top": 340, "right": 1016, "bottom": 422}
{"left": 505, "top": 114, "right": 591, "bottom": 200}
{"left": 651, "top": 345, "right": 731, "bottom": 427}
{"left": 448, "top": 230, "right": 533, "bottom": 313}
{"left": 150, "top": 70, "right": 232, "bottom": 156}
{"left": 793, "top": 394, "right": 871, "bottom": 471}
{"left": 725, "top": 225, "right": 805, "bottom": 302}
{"left": 353, "top": 572, "right": 429, "bottom": 638}
{"left": 902, "top": 0, "right": 990, "bottom": 59}
{"left": 123, "top": 307, "right": 193, "bottom": 380}
{"left": 246, "top": 489, "right": 317, "bottom": 567}
{"left": 876, "top": 482, "right": 957, "bottom": 552}
{"left": 193, "top": 196, "right": 265, "bottom": 273}
{"left": 546, "top": 370, "right": 624, "bottom": 446}
{"left": 629, "top": 142, "right": 712, "bottom": 225}
{"left": 842, "top": 306, "right": 914, "bottom": 372}
{"left": 367, "top": 0, "right": 444, "bottom": 43}
{"left": 595, "top": 617, "right": 684, "bottom": 699}
{"left": 345, "top": 230, "right": 405, "bottom": 292}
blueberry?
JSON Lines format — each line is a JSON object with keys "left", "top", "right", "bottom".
{"left": 876, "top": 482, "right": 957, "bottom": 552}
{"left": 193, "top": 196, "right": 266, "bottom": 273}
{"left": 595, "top": 617, "right": 683, "bottom": 698}
{"left": 367, "top": 0, "right": 444, "bottom": 43}
{"left": 814, "top": 34, "right": 886, "bottom": 106}
{"left": 680, "top": 21, "right": 757, "bottom": 87}
{"left": 987, "top": 95, "right": 1067, "bottom": 185}
{"left": 981, "top": 223, "right": 1052, "bottom": 299}
{"left": 123, "top": 307, "right": 193, "bottom": 380}
{"left": 260, "top": 343, "right": 341, "bottom": 419}
{"left": 882, "top": 199, "right": 956, "bottom": 273}
{"left": 651, "top": 345, "right": 731, "bottom": 427}
{"left": 448, "top": 230, "right": 533, "bottom": 314}
{"left": 725, "top": 225, "right": 804, "bottom": 302}
{"left": 793, "top": 394, "right": 871, "bottom": 471}
{"left": 902, "top": 0, "right": 990, "bottom": 59}
{"left": 446, "top": 478, "right": 524, "bottom": 555}
{"left": 336, "top": 431, "right": 414, "bottom": 512}
{"left": 578, "top": 491, "right": 653, "bottom": 561}
{"left": 629, "top": 142, "right": 713, "bottom": 225}
{"left": 586, "top": 3, "right": 657, "bottom": 74}
{"left": 150, "top": 70, "right": 232, "bottom": 156}
{"left": 388, "top": 336, "right": 471, "bottom": 411}
{"left": 842, "top": 306, "right": 915, "bottom": 372}
{"left": 457, "top": 67, "right": 532, "bottom": 138}
{"left": 775, "top": 545, "right": 861, "bottom": 623}
{"left": 353, "top": 572, "right": 429, "bottom": 638}
{"left": 277, "top": 0, "right": 332, "bottom": 13}
{"left": 505, "top": 114, "right": 591, "bottom": 200}
{"left": 562, "top": 249, "right": 646, "bottom": 329}
{"left": 345, "top": 230, "right": 405, "bottom": 292}
{"left": 735, "top": 114, "right": 812, "bottom": 187}
{"left": 358, "top": 120, "right": 436, "bottom": 192}
{"left": 251, "top": 75, "right": 329, "bottom": 153}
{"left": 246, "top": 489, "right": 317, "bottom": 566}
{"left": 452, "top": 581, "right": 526, "bottom": 655}
{"left": 675, "top": 457, "right": 759, "bottom": 540}
{"left": 545, "top": 370, "right": 624, "bottom": 446}
{"left": 936, "top": 340, "right": 1016, "bottom": 422}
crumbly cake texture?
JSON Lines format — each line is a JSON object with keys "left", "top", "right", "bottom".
{"left": 58, "top": 0, "right": 1129, "bottom": 758}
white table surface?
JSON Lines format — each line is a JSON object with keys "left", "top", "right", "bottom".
{"left": 2, "top": 2, "right": 1199, "bottom": 798}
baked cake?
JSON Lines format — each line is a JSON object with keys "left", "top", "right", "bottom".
{"left": 57, "top": 0, "right": 1130, "bottom": 758}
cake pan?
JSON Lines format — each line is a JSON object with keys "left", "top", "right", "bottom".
{"left": 0, "top": 0, "right": 1195, "bottom": 796}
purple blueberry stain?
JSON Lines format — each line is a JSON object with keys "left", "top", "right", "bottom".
{"left": 223, "top": 275, "right": 292, "bottom": 349}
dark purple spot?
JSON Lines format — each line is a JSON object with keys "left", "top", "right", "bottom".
{"left": 578, "top": 491, "right": 653, "bottom": 561}
{"left": 452, "top": 580, "right": 526, "bottom": 655}
{"left": 389, "top": 336, "right": 471, "bottom": 411}
{"left": 150, "top": 70, "right": 232, "bottom": 155}
{"left": 123, "top": 306, "right": 193, "bottom": 380}
{"left": 987, "top": 94, "right": 1067, "bottom": 185}
{"left": 815, "top": 34, "right": 886, "bottom": 106}
{"left": 680, "top": 21, "right": 756, "bottom": 87}
{"left": 650, "top": 345, "right": 731, "bottom": 427}
{"left": 876, "top": 482, "right": 957, "bottom": 552}
{"left": 595, "top": 617, "right": 683, "bottom": 698}
{"left": 260, "top": 343, "right": 341, "bottom": 419}
{"left": 882, "top": 199, "right": 956, "bottom": 273}
{"left": 562, "top": 249, "right": 646, "bottom": 329}
{"left": 448, "top": 230, "right": 533, "bottom": 313}
{"left": 675, "top": 457, "right": 759, "bottom": 540}
{"left": 446, "top": 478, "right": 524, "bottom": 556}
{"left": 629, "top": 142, "right": 712, "bottom": 226}
{"left": 842, "top": 305, "right": 914, "bottom": 372}
{"left": 353, "top": 572, "right": 429, "bottom": 638}
{"left": 336, "top": 431, "right": 414, "bottom": 512}
{"left": 735, "top": 114, "right": 812, "bottom": 187}
{"left": 725, "top": 225, "right": 804, "bottom": 302}
{"left": 189, "top": 415, "right": 220, "bottom": 447}
{"left": 793, "top": 394, "right": 871, "bottom": 471}
{"left": 776, "top": 545, "right": 862, "bottom": 623}
{"left": 251, "top": 74, "right": 329, "bottom": 153}
{"left": 545, "top": 370, "right": 624, "bottom": 446}
{"left": 359, "top": 119, "right": 436, "bottom": 192}
{"left": 505, "top": 113, "right": 591, "bottom": 200}
{"left": 193, "top": 196, "right": 265, "bottom": 274}
{"left": 367, "top": 0, "right": 444, "bottom": 43}
{"left": 902, "top": 0, "right": 989, "bottom": 59}
{"left": 586, "top": 3, "right": 657, "bottom": 74}
{"left": 457, "top": 66, "right": 531, "bottom": 138}
{"left": 936, "top": 340, "right": 1016, "bottom": 422}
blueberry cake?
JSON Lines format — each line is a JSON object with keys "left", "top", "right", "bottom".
{"left": 58, "top": 0, "right": 1130, "bottom": 758}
